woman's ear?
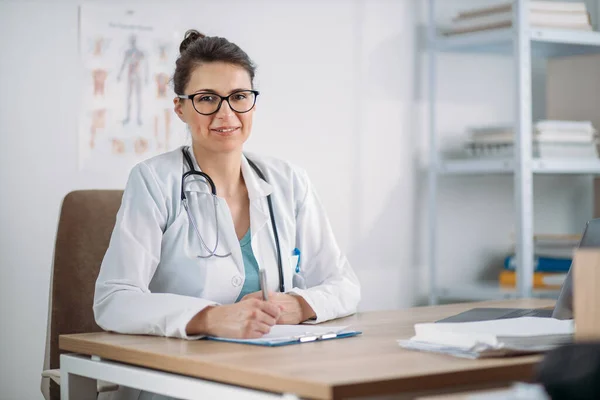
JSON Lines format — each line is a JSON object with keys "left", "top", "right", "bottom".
{"left": 173, "top": 97, "right": 186, "bottom": 122}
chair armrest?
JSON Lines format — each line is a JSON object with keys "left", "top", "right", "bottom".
{"left": 41, "top": 369, "right": 61, "bottom": 385}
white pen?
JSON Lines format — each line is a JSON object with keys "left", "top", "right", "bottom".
{"left": 259, "top": 269, "right": 269, "bottom": 301}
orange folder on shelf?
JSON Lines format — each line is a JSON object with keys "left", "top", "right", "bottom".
{"left": 499, "top": 270, "right": 566, "bottom": 289}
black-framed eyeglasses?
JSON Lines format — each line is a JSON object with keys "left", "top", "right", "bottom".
{"left": 177, "top": 90, "right": 260, "bottom": 116}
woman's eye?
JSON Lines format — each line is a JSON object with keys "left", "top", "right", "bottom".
{"left": 233, "top": 94, "right": 247, "bottom": 100}
{"left": 198, "top": 95, "right": 215, "bottom": 102}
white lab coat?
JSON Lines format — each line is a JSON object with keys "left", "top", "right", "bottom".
{"left": 93, "top": 146, "right": 360, "bottom": 342}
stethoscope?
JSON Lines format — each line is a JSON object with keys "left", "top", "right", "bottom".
{"left": 181, "top": 147, "right": 285, "bottom": 292}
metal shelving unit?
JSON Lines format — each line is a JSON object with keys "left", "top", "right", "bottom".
{"left": 427, "top": 0, "right": 600, "bottom": 305}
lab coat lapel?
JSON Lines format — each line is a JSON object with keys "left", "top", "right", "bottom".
{"left": 241, "top": 156, "right": 280, "bottom": 291}
{"left": 241, "top": 155, "right": 272, "bottom": 237}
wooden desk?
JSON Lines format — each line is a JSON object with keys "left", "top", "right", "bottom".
{"left": 60, "top": 299, "right": 553, "bottom": 400}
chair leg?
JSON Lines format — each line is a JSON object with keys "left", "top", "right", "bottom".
{"left": 60, "top": 371, "right": 96, "bottom": 400}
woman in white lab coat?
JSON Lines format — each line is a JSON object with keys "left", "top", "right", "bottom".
{"left": 93, "top": 29, "right": 360, "bottom": 347}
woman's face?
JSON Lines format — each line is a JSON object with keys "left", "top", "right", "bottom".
{"left": 174, "top": 61, "right": 255, "bottom": 155}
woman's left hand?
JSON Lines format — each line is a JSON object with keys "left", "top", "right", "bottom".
{"left": 241, "top": 292, "right": 315, "bottom": 325}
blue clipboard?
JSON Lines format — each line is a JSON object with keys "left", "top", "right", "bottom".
{"left": 206, "top": 330, "right": 362, "bottom": 347}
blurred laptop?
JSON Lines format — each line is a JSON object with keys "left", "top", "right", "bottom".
{"left": 436, "top": 218, "right": 600, "bottom": 323}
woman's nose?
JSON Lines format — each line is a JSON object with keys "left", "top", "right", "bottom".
{"left": 216, "top": 99, "right": 235, "bottom": 117}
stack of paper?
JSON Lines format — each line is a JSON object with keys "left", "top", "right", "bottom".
{"left": 464, "top": 120, "right": 598, "bottom": 159}
{"left": 442, "top": 1, "right": 592, "bottom": 36}
{"left": 532, "top": 234, "right": 582, "bottom": 259}
{"left": 398, "top": 317, "right": 573, "bottom": 359}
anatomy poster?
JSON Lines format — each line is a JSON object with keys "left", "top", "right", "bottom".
{"left": 79, "top": 5, "right": 185, "bottom": 171}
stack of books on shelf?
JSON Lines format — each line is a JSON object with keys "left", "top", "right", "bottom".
{"left": 500, "top": 234, "right": 580, "bottom": 289}
{"left": 464, "top": 120, "right": 598, "bottom": 159}
{"left": 442, "top": 1, "right": 592, "bottom": 36}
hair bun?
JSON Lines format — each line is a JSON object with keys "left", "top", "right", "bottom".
{"left": 179, "top": 29, "right": 206, "bottom": 54}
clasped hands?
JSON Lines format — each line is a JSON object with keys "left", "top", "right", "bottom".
{"left": 186, "top": 292, "right": 316, "bottom": 339}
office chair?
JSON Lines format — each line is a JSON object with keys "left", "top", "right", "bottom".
{"left": 41, "top": 190, "right": 123, "bottom": 400}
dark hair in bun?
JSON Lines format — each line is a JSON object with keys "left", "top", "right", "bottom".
{"left": 179, "top": 29, "right": 206, "bottom": 54}
{"left": 173, "top": 29, "right": 256, "bottom": 95}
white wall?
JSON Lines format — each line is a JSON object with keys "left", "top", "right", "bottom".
{"left": 0, "top": 1, "right": 596, "bottom": 399}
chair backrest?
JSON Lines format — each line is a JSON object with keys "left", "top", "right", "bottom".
{"left": 43, "top": 190, "right": 123, "bottom": 399}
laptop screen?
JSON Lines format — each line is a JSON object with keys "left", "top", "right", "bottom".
{"left": 552, "top": 218, "right": 600, "bottom": 319}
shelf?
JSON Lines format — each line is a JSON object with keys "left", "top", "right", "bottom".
{"left": 438, "top": 158, "right": 600, "bottom": 175}
{"left": 434, "top": 28, "right": 600, "bottom": 57}
{"left": 438, "top": 159, "right": 514, "bottom": 174}
{"left": 437, "top": 282, "right": 561, "bottom": 302}
{"left": 532, "top": 159, "right": 600, "bottom": 174}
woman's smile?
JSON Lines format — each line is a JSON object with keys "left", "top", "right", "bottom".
{"left": 211, "top": 126, "right": 241, "bottom": 136}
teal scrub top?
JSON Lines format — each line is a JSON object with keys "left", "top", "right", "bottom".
{"left": 235, "top": 229, "right": 260, "bottom": 302}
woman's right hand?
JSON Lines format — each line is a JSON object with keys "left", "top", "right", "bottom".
{"left": 186, "top": 299, "right": 282, "bottom": 339}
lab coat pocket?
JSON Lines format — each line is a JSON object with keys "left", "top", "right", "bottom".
{"left": 290, "top": 255, "right": 306, "bottom": 289}
{"left": 282, "top": 254, "right": 295, "bottom": 292}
